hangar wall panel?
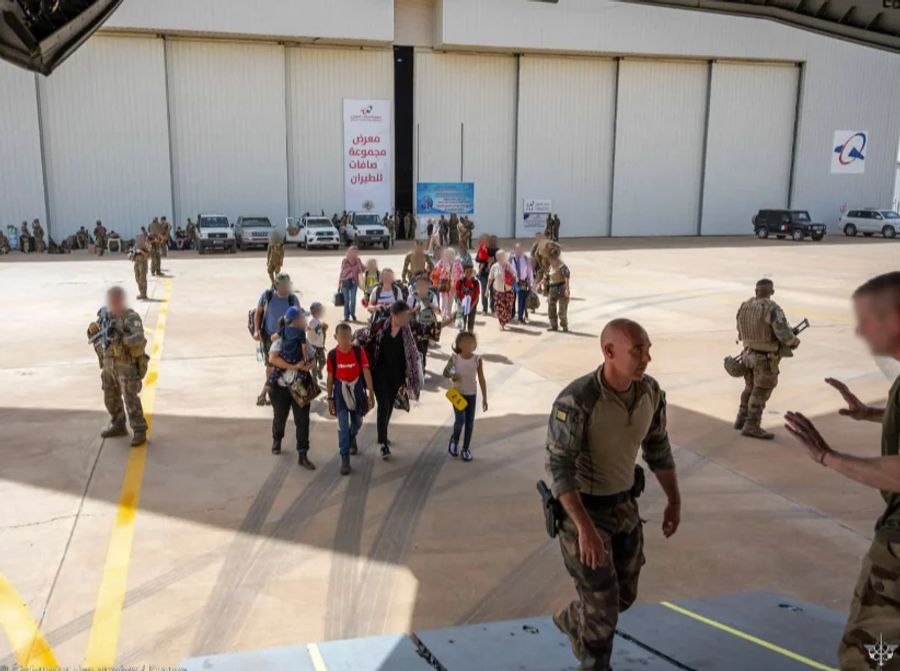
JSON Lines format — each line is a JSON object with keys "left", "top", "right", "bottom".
{"left": 611, "top": 60, "right": 708, "bottom": 236}
{"left": 414, "top": 52, "right": 516, "bottom": 236}
{"left": 166, "top": 40, "right": 288, "bottom": 228}
{"left": 0, "top": 63, "right": 46, "bottom": 232}
{"left": 701, "top": 63, "right": 798, "bottom": 235}
{"left": 107, "top": 0, "right": 393, "bottom": 43}
{"left": 38, "top": 36, "right": 171, "bottom": 240}
{"left": 515, "top": 56, "right": 616, "bottom": 238}
{"left": 287, "top": 47, "right": 393, "bottom": 218}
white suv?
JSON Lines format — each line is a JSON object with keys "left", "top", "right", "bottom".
{"left": 840, "top": 209, "right": 899, "bottom": 239}
{"left": 285, "top": 216, "right": 341, "bottom": 249}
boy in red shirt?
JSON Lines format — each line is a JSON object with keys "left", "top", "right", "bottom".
{"left": 455, "top": 262, "right": 480, "bottom": 333}
{"left": 327, "top": 323, "right": 375, "bottom": 475}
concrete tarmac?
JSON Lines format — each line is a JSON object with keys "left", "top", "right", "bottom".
{"left": 0, "top": 236, "right": 897, "bottom": 667}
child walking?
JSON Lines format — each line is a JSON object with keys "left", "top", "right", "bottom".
{"left": 326, "top": 322, "right": 375, "bottom": 475}
{"left": 306, "top": 302, "right": 328, "bottom": 379}
{"left": 444, "top": 331, "right": 488, "bottom": 462}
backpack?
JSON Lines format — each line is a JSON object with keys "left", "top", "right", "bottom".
{"left": 327, "top": 345, "right": 363, "bottom": 374}
{"left": 248, "top": 289, "right": 298, "bottom": 338}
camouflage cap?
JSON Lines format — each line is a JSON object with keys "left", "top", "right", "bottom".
{"left": 274, "top": 272, "right": 291, "bottom": 285}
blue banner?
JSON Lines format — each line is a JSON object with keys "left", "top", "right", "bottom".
{"left": 416, "top": 182, "right": 475, "bottom": 215}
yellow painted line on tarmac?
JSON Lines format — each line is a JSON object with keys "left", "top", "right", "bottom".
{"left": 661, "top": 601, "right": 838, "bottom": 671}
{"left": 307, "top": 642, "right": 329, "bottom": 671}
{"left": 0, "top": 573, "right": 58, "bottom": 669}
{"left": 83, "top": 278, "right": 172, "bottom": 669}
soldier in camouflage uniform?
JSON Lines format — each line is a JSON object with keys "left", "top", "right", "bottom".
{"left": 94, "top": 220, "right": 107, "bottom": 256}
{"left": 734, "top": 279, "right": 800, "bottom": 440}
{"left": 0, "top": 229, "right": 9, "bottom": 254}
{"left": 267, "top": 228, "right": 285, "bottom": 286}
{"left": 87, "top": 286, "right": 149, "bottom": 446}
{"left": 547, "top": 255, "right": 571, "bottom": 332}
{"left": 546, "top": 319, "right": 682, "bottom": 671}
{"left": 531, "top": 234, "right": 562, "bottom": 295}
{"left": 32, "top": 219, "right": 46, "bottom": 253}
{"left": 784, "top": 272, "right": 900, "bottom": 671}
{"left": 131, "top": 233, "right": 150, "bottom": 300}
{"left": 147, "top": 217, "right": 164, "bottom": 276}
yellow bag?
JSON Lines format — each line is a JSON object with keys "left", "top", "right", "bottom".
{"left": 446, "top": 387, "right": 468, "bottom": 411}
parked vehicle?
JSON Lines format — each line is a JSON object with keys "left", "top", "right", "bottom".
{"left": 752, "top": 209, "right": 826, "bottom": 242}
{"left": 284, "top": 216, "right": 341, "bottom": 249}
{"left": 195, "top": 214, "right": 237, "bottom": 254}
{"left": 234, "top": 216, "right": 273, "bottom": 250}
{"left": 839, "top": 208, "right": 899, "bottom": 239}
{"left": 345, "top": 212, "right": 390, "bottom": 249}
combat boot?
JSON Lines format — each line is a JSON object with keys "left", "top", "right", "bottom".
{"left": 130, "top": 431, "right": 147, "bottom": 447}
{"left": 552, "top": 609, "right": 584, "bottom": 660}
{"left": 272, "top": 438, "right": 282, "bottom": 455}
{"left": 741, "top": 424, "right": 774, "bottom": 440}
{"left": 733, "top": 413, "right": 746, "bottom": 431}
{"left": 349, "top": 436, "right": 358, "bottom": 455}
{"left": 340, "top": 455, "right": 351, "bottom": 475}
{"left": 297, "top": 452, "right": 316, "bottom": 470}
{"left": 101, "top": 424, "right": 128, "bottom": 438}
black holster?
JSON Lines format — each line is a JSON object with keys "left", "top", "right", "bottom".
{"left": 537, "top": 480, "right": 562, "bottom": 538}
{"left": 631, "top": 464, "right": 646, "bottom": 500}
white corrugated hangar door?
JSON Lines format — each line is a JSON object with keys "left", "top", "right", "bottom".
{"left": 39, "top": 36, "right": 172, "bottom": 241}
{"left": 287, "top": 47, "right": 393, "bottom": 218}
{"left": 415, "top": 52, "right": 516, "bottom": 237}
{"left": 701, "top": 62, "right": 799, "bottom": 235}
{"left": 0, "top": 61, "right": 46, "bottom": 231}
{"left": 166, "top": 40, "right": 288, "bottom": 228}
{"left": 516, "top": 56, "right": 616, "bottom": 238}
{"left": 612, "top": 60, "right": 708, "bottom": 236}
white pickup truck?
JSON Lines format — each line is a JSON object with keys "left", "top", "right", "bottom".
{"left": 285, "top": 216, "right": 341, "bottom": 249}
{"left": 345, "top": 212, "right": 390, "bottom": 249}
{"left": 195, "top": 214, "right": 237, "bottom": 254}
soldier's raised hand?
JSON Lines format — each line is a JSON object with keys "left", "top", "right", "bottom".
{"left": 825, "top": 378, "right": 869, "bottom": 420}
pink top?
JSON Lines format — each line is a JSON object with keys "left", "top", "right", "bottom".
{"left": 339, "top": 256, "right": 365, "bottom": 284}
{"left": 435, "top": 259, "right": 463, "bottom": 288}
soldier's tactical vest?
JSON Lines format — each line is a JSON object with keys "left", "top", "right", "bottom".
{"left": 737, "top": 297, "right": 777, "bottom": 352}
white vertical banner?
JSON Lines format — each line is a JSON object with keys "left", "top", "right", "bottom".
{"left": 343, "top": 99, "right": 392, "bottom": 213}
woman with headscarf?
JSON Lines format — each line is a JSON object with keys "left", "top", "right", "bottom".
{"left": 488, "top": 250, "right": 516, "bottom": 330}
{"left": 432, "top": 247, "right": 463, "bottom": 323}
{"left": 356, "top": 301, "right": 423, "bottom": 459}
{"left": 267, "top": 306, "right": 316, "bottom": 469}
{"left": 337, "top": 246, "right": 365, "bottom": 322}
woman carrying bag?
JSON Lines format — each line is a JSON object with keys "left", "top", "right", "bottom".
{"left": 356, "top": 301, "right": 423, "bottom": 459}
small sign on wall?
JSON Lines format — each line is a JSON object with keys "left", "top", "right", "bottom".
{"left": 831, "top": 130, "right": 867, "bottom": 174}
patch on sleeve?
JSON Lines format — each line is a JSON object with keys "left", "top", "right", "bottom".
{"left": 555, "top": 409, "right": 568, "bottom": 422}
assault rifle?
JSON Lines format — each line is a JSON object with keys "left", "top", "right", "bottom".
{"left": 88, "top": 307, "right": 120, "bottom": 352}
{"left": 778, "top": 318, "right": 810, "bottom": 358}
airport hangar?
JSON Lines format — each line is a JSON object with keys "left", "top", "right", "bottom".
{"left": 1, "top": 0, "right": 899, "bottom": 243}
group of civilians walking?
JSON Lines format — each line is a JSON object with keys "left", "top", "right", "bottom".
{"left": 249, "top": 228, "right": 564, "bottom": 476}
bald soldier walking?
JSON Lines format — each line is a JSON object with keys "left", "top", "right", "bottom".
{"left": 547, "top": 318, "right": 682, "bottom": 670}
{"left": 785, "top": 272, "right": 900, "bottom": 671}
{"left": 734, "top": 278, "right": 800, "bottom": 439}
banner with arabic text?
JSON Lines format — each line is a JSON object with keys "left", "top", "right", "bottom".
{"left": 343, "top": 99, "right": 392, "bottom": 213}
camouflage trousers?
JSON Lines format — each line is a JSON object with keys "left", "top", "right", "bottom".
{"left": 548, "top": 284, "right": 569, "bottom": 329}
{"left": 133, "top": 256, "right": 148, "bottom": 297}
{"left": 738, "top": 350, "right": 779, "bottom": 428}
{"left": 267, "top": 262, "right": 282, "bottom": 286}
{"left": 101, "top": 366, "right": 147, "bottom": 433}
{"left": 556, "top": 497, "right": 644, "bottom": 671}
{"left": 95, "top": 235, "right": 106, "bottom": 256}
{"left": 150, "top": 245, "right": 162, "bottom": 275}
{"left": 840, "top": 539, "right": 900, "bottom": 671}
{"left": 34, "top": 234, "right": 45, "bottom": 253}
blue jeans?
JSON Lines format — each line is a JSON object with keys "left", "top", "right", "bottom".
{"left": 515, "top": 285, "right": 528, "bottom": 321}
{"left": 336, "top": 407, "right": 363, "bottom": 457}
{"left": 341, "top": 280, "right": 358, "bottom": 321}
{"left": 452, "top": 394, "right": 477, "bottom": 452}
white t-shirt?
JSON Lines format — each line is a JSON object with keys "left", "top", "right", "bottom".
{"left": 307, "top": 317, "right": 325, "bottom": 348}
{"left": 451, "top": 353, "right": 480, "bottom": 396}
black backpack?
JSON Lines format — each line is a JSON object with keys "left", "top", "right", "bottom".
{"left": 248, "top": 289, "right": 298, "bottom": 338}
